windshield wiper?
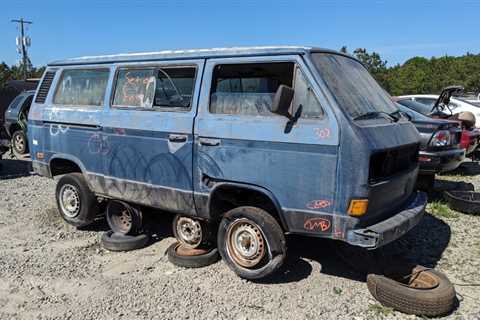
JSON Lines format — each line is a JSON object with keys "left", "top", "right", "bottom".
{"left": 353, "top": 111, "right": 397, "bottom": 122}
{"left": 389, "top": 110, "right": 402, "bottom": 122}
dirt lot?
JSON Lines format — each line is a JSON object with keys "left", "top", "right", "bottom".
{"left": 0, "top": 157, "right": 479, "bottom": 320}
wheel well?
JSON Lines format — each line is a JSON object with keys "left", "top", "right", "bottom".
{"left": 8, "top": 123, "right": 22, "bottom": 136}
{"left": 209, "top": 185, "right": 285, "bottom": 230}
{"left": 50, "top": 158, "right": 82, "bottom": 176}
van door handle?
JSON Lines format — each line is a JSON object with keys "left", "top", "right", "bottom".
{"left": 199, "top": 138, "right": 221, "bottom": 146}
{"left": 168, "top": 134, "right": 187, "bottom": 143}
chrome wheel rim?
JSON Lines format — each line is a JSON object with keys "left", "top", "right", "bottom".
{"left": 226, "top": 219, "right": 265, "bottom": 268}
{"left": 110, "top": 207, "right": 133, "bottom": 234}
{"left": 14, "top": 134, "right": 25, "bottom": 152}
{"left": 176, "top": 217, "right": 202, "bottom": 248}
{"left": 59, "top": 184, "right": 80, "bottom": 218}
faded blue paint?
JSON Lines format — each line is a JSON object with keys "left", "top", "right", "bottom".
{"left": 29, "top": 46, "right": 427, "bottom": 249}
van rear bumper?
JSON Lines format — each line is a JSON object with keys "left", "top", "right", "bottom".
{"left": 345, "top": 191, "right": 427, "bottom": 249}
{"left": 32, "top": 160, "right": 52, "bottom": 178}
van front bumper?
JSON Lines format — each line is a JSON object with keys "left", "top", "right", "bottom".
{"left": 345, "top": 191, "right": 427, "bottom": 249}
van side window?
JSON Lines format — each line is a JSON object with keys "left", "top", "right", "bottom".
{"left": 112, "top": 67, "right": 196, "bottom": 110}
{"left": 292, "top": 67, "right": 324, "bottom": 118}
{"left": 210, "top": 62, "right": 294, "bottom": 116}
{"left": 53, "top": 69, "right": 109, "bottom": 106}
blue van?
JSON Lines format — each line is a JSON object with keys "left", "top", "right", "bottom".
{"left": 29, "top": 46, "right": 426, "bottom": 279}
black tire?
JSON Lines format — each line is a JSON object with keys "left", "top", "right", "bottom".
{"left": 12, "top": 130, "right": 28, "bottom": 155}
{"left": 217, "top": 206, "right": 286, "bottom": 280}
{"left": 167, "top": 242, "right": 220, "bottom": 268}
{"left": 444, "top": 190, "right": 480, "bottom": 214}
{"left": 55, "top": 173, "right": 99, "bottom": 227}
{"left": 416, "top": 174, "right": 435, "bottom": 191}
{"left": 367, "top": 265, "right": 456, "bottom": 317}
{"left": 101, "top": 230, "right": 150, "bottom": 252}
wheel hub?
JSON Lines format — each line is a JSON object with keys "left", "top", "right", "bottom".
{"left": 226, "top": 219, "right": 265, "bottom": 268}
{"left": 59, "top": 184, "right": 80, "bottom": 218}
{"left": 14, "top": 134, "right": 25, "bottom": 151}
{"left": 176, "top": 217, "right": 203, "bottom": 248}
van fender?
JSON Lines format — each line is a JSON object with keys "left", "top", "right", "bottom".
{"left": 207, "top": 181, "right": 288, "bottom": 231}
{"left": 49, "top": 153, "right": 87, "bottom": 174}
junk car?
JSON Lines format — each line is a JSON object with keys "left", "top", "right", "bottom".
{"left": 395, "top": 102, "right": 464, "bottom": 188}
{"left": 3, "top": 90, "right": 35, "bottom": 155}
{"left": 28, "top": 46, "right": 427, "bottom": 279}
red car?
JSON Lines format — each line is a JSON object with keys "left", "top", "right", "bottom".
{"left": 460, "top": 127, "right": 480, "bottom": 155}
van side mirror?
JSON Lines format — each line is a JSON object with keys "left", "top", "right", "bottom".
{"left": 271, "top": 85, "right": 294, "bottom": 119}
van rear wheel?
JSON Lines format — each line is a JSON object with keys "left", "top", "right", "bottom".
{"left": 55, "top": 173, "right": 99, "bottom": 227}
{"left": 217, "top": 206, "right": 286, "bottom": 280}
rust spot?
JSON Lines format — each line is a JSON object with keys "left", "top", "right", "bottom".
{"left": 304, "top": 218, "right": 331, "bottom": 232}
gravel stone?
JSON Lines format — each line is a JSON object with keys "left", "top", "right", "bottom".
{"left": 0, "top": 157, "right": 479, "bottom": 319}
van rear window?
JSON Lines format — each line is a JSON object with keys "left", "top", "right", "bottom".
{"left": 53, "top": 69, "right": 109, "bottom": 106}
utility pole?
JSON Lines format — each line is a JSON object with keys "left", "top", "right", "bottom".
{"left": 11, "top": 18, "right": 33, "bottom": 80}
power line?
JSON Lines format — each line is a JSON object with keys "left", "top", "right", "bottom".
{"left": 11, "top": 18, "right": 33, "bottom": 80}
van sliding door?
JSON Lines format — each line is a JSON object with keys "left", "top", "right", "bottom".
{"left": 97, "top": 60, "right": 204, "bottom": 214}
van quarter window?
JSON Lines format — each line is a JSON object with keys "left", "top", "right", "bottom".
{"left": 112, "top": 67, "right": 196, "bottom": 110}
{"left": 210, "top": 62, "right": 294, "bottom": 116}
{"left": 53, "top": 69, "right": 109, "bottom": 106}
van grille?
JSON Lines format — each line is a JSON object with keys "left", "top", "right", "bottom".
{"left": 34, "top": 71, "right": 56, "bottom": 104}
{"left": 369, "top": 144, "right": 419, "bottom": 183}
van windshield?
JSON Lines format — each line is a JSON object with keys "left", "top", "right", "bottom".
{"left": 312, "top": 53, "right": 397, "bottom": 119}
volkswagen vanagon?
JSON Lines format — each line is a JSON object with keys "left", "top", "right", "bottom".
{"left": 28, "top": 46, "right": 427, "bottom": 279}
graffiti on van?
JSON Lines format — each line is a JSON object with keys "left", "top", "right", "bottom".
{"left": 303, "top": 217, "right": 331, "bottom": 232}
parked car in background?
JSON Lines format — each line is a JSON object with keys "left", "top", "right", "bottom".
{"left": 397, "top": 87, "right": 480, "bottom": 127}
{"left": 3, "top": 90, "right": 35, "bottom": 155}
{"left": 395, "top": 94, "right": 480, "bottom": 156}
{"left": 28, "top": 46, "right": 426, "bottom": 279}
{"left": 396, "top": 103, "right": 464, "bottom": 174}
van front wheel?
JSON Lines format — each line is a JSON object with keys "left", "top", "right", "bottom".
{"left": 55, "top": 173, "right": 99, "bottom": 227}
{"left": 217, "top": 206, "right": 286, "bottom": 280}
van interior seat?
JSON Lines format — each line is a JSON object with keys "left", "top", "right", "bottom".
{"left": 210, "top": 92, "right": 275, "bottom": 116}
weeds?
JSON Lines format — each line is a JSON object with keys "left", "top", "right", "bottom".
{"left": 333, "top": 287, "right": 342, "bottom": 295}
{"left": 367, "top": 303, "right": 394, "bottom": 319}
{"left": 428, "top": 201, "right": 459, "bottom": 219}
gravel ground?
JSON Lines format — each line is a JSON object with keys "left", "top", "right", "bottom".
{"left": 0, "top": 157, "right": 479, "bottom": 320}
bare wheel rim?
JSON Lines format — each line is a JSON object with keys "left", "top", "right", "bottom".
{"left": 110, "top": 206, "right": 133, "bottom": 234}
{"left": 175, "top": 217, "right": 202, "bottom": 248}
{"left": 14, "top": 133, "right": 25, "bottom": 151}
{"left": 59, "top": 184, "right": 81, "bottom": 218}
{"left": 226, "top": 218, "right": 266, "bottom": 268}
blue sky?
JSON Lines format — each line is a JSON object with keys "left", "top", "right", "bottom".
{"left": 2, "top": 0, "right": 479, "bottom": 67}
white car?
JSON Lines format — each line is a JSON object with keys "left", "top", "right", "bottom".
{"left": 396, "top": 94, "right": 480, "bottom": 127}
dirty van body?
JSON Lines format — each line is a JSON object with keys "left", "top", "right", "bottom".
{"left": 28, "top": 46, "right": 426, "bottom": 279}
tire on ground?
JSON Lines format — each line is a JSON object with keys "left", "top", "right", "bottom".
{"left": 217, "top": 206, "right": 286, "bottom": 280}
{"left": 55, "top": 172, "right": 99, "bottom": 227}
{"left": 167, "top": 242, "right": 220, "bottom": 268}
{"left": 367, "top": 265, "right": 456, "bottom": 317}
{"left": 101, "top": 230, "right": 150, "bottom": 251}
